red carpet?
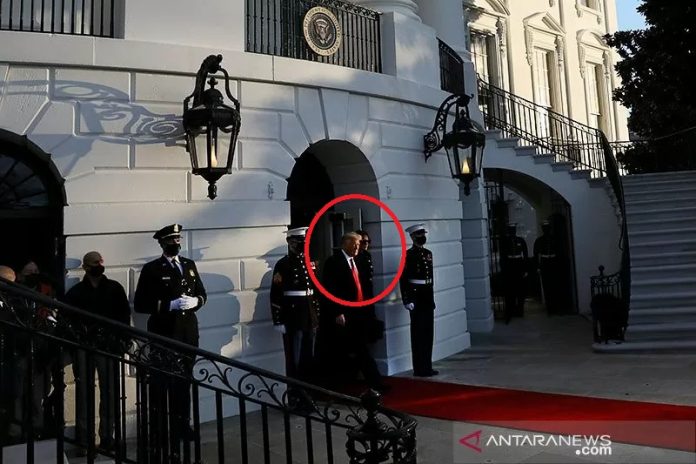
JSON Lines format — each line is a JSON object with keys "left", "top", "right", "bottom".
{"left": 381, "top": 377, "right": 696, "bottom": 452}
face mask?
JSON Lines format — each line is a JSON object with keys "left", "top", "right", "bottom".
{"left": 288, "top": 240, "right": 304, "bottom": 255}
{"left": 414, "top": 236, "right": 427, "bottom": 246}
{"left": 86, "top": 265, "right": 105, "bottom": 277}
{"left": 163, "top": 243, "right": 181, "bottom": 256}
{"left": 24, "top": 274, "right": 39, "bottom": 287}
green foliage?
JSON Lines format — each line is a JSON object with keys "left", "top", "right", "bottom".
{"left": 605, "top": 1, "right": 696, "bottom": 172}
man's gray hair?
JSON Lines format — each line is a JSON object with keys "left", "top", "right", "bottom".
{"left": 341, "top": 232, "right": 362, "bottom": 243}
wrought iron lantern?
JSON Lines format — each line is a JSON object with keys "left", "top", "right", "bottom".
{"left": 423, "top": 94, "right": 486, "bottom": 195}
{"left": 183, "top": 55, "right": 241, "bottom": 200}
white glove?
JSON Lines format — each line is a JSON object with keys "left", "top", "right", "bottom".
{"left": 273, "top": 324, "right": 286, "bottom": 334}
{"left": 169, "top": 297, "right": 186, "bottom": 311}
{"left": 180, "top": 295, "right": 199, "bottom": 310}
{"left": 404, "top": 303, "right": 415, "bottom": 311}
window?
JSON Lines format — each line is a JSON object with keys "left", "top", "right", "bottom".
{"left": 470, "top": 32, "right": 493, "bottom": 83}
{"left": 534, "top": 49, "right": 555, "bottom": 140}
{"left": 585, "top": 63, "right": 606, "bottom": 132}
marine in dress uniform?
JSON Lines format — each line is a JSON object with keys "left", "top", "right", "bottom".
{"left": 270, "top": 227, "right": 320, "bottom": 381}
{"left": 501, "top": 223, "right": 528, "bottom": 323}
{"left": 133, "top": 224, "right": 206, "bottom": 459}
{"left": 534, "top": 221, "right": 562, "bottom": 315}
{"left": 400, "top": 224, "right": 438, "bottom": 377}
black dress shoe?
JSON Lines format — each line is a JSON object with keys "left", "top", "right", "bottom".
{"left": 428, "top": 369, "right": 439, "bottom": 376}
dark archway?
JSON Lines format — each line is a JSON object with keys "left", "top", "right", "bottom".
{"left": 0, "top": 129, "right": 67, "bottom": 293}
{"left": 484, "top": 168, "right": 577, "bottom": 322}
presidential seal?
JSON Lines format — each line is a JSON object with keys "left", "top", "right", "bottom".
{"left": 303, "top": 7, "right": 342, "bottom": 56}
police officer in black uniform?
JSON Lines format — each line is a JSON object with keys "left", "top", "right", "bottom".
{"left": 400, "top": 224, "right": 438, "bottom": 377}
{"left": 270, "top": 227, "right": 320, "bottom": 382}
{"left": 134, "top": 224, "right": 206, "bottom": 458}
{"left": 534, "top": 221, "right": 561, "bottom": 315}
{"left": 501, "top": 223, "right": 528, "bottom": 323}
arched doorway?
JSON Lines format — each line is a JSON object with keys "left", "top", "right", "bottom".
{"left": 0, "top": 130, "right": 67, "bottom": 293}
{"left": 484, "top": 168, "right": 577, "bottom": 322}
{"left": 286, "top": 140, "right": 380, "bottom": 270}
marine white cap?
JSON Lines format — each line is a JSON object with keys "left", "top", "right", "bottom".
{"left": 405, "top": 223, "right": 427, "bottom": 235}
{"left": 285, "top": 227, "right": 308, "bottom": 238}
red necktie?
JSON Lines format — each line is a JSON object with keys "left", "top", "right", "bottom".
{"left": 350, "top": 258, "right": 364, "bottom": 302}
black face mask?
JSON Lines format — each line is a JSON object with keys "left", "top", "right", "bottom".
{"left": 86, "top": 265, "right": 105, "bottom": 278}
{"left": 288, "top": 240, "right": 304, "bottom": 255}
{"left": 414, "top": 236, "right": 427, "bottom": 246}
{"left": 163, "top": 243, "right": 181, "bottom": 256}
{"left": 24, "top": 274, "right": 39, "bottom": 287}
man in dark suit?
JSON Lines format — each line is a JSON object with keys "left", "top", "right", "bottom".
{"left": 400, "top": 224, "right": 438, "bottom": 377}
{"left": 134, "top": 223, "right": 206, "bottom": 455}
{"left": 322, "top": 232, "right": 386, "bottom": 392}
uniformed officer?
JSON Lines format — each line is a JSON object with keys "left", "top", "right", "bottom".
{"left": 534, "top": 221, "right": 561, "bottom": 315}
{"left": 270, "top": 227, "right": 320, "bottom": 382}
{"left": 501, "top": 223, "right": 528, "bottom": 323}
{"left": 400, "top": 224, "right": 438, "bottom": 377}
{"left": 134, "top": 223, "right": 206, "bottom": 455}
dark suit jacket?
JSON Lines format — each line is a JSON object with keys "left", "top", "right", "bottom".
{"left": 134, "top": 256, "right": 206, "bottom": 346}
{"left": 322, "top": 251, "right": 360, "bottom": 319}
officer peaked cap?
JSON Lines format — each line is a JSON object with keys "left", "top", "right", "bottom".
{"left": 405, "top": 224, "right": 427, "bottom": 235}
{"left": 153, "top": 224, "right": 183, "bottom": 241}
{"left": 285, "top": 227, "right": 308, "bottom": 238}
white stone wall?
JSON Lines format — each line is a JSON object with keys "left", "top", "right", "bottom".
{"left": 0, "top": 32, "right": 471, "bottom": 384}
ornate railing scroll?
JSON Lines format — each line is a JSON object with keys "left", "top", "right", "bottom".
{"left": 0, "top": 278, "right": 417, "bottom": 463}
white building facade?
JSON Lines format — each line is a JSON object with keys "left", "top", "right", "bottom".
{"left": 0, "top": 0, "right": 627, "bottom": 395}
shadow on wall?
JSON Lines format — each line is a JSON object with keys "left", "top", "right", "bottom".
{"left": 0, "top": 78, "right": 185, "bottom": 176}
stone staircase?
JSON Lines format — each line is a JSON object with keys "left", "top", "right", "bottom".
{"left": 595, "top": 170, "right": 696, "bottom": 352}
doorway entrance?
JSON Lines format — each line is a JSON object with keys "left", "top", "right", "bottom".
{"left": 0, "top": 130, "right": 66, "bottom": 293}
{"left": 286, "top": 140, "right": 379, "bottom": 271}
{"left": 484, "top": 168, "right": 576, "bottom": 322}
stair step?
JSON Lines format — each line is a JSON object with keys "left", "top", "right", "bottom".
{"left": 626, "top": 196, "right": 696, "bottom": 211}
{"left": 630, "top": 290, "right": 696, "bottom": 309}
{"left": 533, "top": 154, "right": 556, "bottom": 164}
{"left": 632, "top": 263, "right": 696, "bottom": 280}
{"left": 627, "top": 216, "right": 696, "bottom": 233}
{"left": 622, "top": 171, "right": 696, "bottom": 184}
{"left": 627, "top": 205, "right": 696, "bottom": 221}
{"left": 628, "top": 226, "right": 696, "bottom": 245}
{"left": 631, "top": 250, "right": 696, "bottom": 266}
{"left": 628, "top": 307, "right": 696, "bottom": 324}
{"left": 552, "top": 161, "right": 576, "bottom": 172}
{"left": 569, "top": 169, "right": 592, "bottom": 180}
{"left": 624, "top": 186, "right": 696, "bottom": 201}
{"left": 624, "top": 322, "right": 696, "bottom": 342}
{"left": 593, "top": 339, "right": 696, "bottom": 353}
{"left": 632, "top": 276, "right": 696, "bottom": 295}
{"left": 513, "top": 146, "right": 537, "bottom": 157}
{"left": 630, "top": 238, "right": 696, "bottom": 255}
{"left": 497, "top": 137, "right": 520, "bottom": 148}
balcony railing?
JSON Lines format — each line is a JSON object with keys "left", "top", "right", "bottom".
{"left": 0, "top": 0, "right": 117, "bottom": 37}
{"left": 246, "top": 0, "right": 382, "bottom": 73}
{"left": 438, "top": 39, "right": 465, "bottom": 94}
{"left": 0, "top": 278, "right": 417, "bottom": 463}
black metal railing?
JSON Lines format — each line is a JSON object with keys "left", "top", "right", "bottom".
{"left": 0, "top": 278, "right": 417, "bottom": 463}
{"left": 246, "top": 0, "right": 382, "bottom": 73}
{"left": 478, "top": 77, "right": 631, "bottom": 313}
{"left": 478, "top": 77, "right": 612, "bottom": 178}
{"left": 0, "top": 0, "right": 117, "bottom": 37}
{"left": 438, "top": 39, "right": 465, "bottom": 95}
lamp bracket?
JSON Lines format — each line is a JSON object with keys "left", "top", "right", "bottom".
{"left": 183, "top": 54, "right": 240, "bottom": 116}
{"left": 423, "top": 93, "right": 473, "bottom": 161}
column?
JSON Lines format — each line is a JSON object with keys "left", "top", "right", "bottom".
{"left": 349, "top": 0, "right": 420, "bottom": 22}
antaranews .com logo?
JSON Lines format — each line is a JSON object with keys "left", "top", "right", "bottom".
{"left": 453, "top": 424, "right": 614, "bottom": 464}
